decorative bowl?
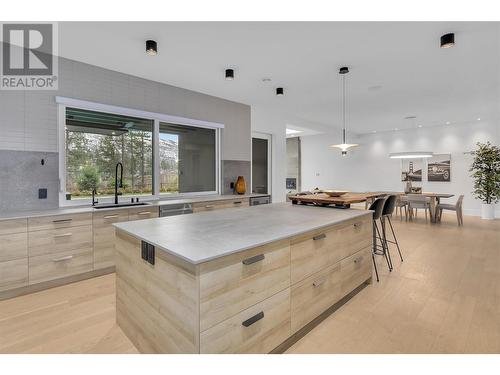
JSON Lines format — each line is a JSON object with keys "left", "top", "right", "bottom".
{"left": 323, "top": 190, "right": 348, "bottom": 197}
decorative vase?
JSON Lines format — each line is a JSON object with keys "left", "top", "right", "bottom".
{"left": 235, "top": 176, "right": 246, "bottom": 195}
{"left": 481, "top": 203, "right": 495, "bottom": 220}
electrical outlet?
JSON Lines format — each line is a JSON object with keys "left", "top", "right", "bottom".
{"left": 38, "top": 188, "right": 47, "bottom": 199}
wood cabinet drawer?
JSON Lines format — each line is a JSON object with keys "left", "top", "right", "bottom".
{"left": 93, "top": 210, "right": 129, "bottom": 269}
{"left": 0, "top": 218, "right": 27, "bottom": 235}
{"left": 29, "top": 248, "right": 93, "bottom": 284}
{"left": 0, "top": 258, "right": 28, "bottom": 291}
{"left": 290, "top": 261, "right": 342, "bottom": 333}
{"left": 0, "top": 232, "right": 28, "bottom": 262}
{"left": 28, "top": 225, "right": 93, "bottom": 257}
{"left": 128, "top": 206, "right": 159, "bottom": 221}
{"left": 200, "top": 288, "right": 291, "bottom": 354}
{"left": 340, "top": 247, "right": 372, "bottom": 297}
{"left": 193, "top": 198, "right": 249, "bottom": 213}
{"left": 28, "top": 213, "right": 92, "bottom": 231}
{"left": 291, "top": 217, "right": 371, "bottom": 284}
{"left": 199, "top": 240, "right": 290, "bottom": 331}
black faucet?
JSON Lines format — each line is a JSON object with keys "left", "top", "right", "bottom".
{"left": 92, "top": 188, "right": 98, "bottom": 206}
{"left": 115, "top": 162, "right": 124, "bottom": 204}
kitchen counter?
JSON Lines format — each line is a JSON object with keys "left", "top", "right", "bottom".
{"left": 114, "top": 202, "right": 371, "bottom": 264}
{"left": 114, "top": 202, "right": 373, "bottom": 353}
{"left": 0, "top": 193, "right": 268, "bottom": 221}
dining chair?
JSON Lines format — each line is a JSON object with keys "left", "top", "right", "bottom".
{"left": 394, "top": 195, "right": 409, "bottom": 221}
{"left": 406, "top": 195, "right": 430, "bottom": 222}
{"left": 437, "top": 195, "right": 464, "bottom": 226}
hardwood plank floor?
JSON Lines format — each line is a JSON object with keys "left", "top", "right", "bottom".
{"left": 0, "top": 213, "right": 498, "bottom": 354}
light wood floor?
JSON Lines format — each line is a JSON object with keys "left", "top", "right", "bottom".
{"left": 1, "top": 213, "right": 499, "bottom": 354}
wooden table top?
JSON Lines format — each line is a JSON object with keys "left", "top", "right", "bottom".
{"left": 290, "top": 192, "right": 383, "bottom": 206}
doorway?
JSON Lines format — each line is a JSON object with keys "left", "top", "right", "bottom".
{"left": 251, "top": 132, "right": 272, "bottom": 194}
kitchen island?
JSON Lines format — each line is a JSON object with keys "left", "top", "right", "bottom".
{"left": 113, "top": 203, "right": 373, "bottom": 354}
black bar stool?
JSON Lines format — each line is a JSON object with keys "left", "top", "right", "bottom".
{"left": 381, "top": 195, "right": 404, "bottom": 263}
{"left": 368, "top": 196, "right": 392, "bottom": 282}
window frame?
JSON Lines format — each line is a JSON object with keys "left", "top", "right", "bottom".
{"left": 56, "top": 97, "right": 223, "bottom": 207}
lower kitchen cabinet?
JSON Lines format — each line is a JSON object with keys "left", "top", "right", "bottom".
{"left": 0, "top": 258, "right": 28, "bottom": 292}
{"left": 93, "top": 210, "right": 129, "bottom": 270}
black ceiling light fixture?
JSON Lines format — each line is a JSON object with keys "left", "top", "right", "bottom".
{"left": 146, "top": 40, "right": 157, "bottom": 55}
{"left": 276, "top": 87, "right": 284, "bottom": 96}
{"left": 225, "top": 69, "right": 234, "bottom": 81}
{"left": 440, "top": 33, "right": 455, "bottom": 48}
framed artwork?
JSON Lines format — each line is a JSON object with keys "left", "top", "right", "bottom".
{"left": 428, "top": 154, "right": 451, "bottom": 182}
{"left": 286, "top": 178, "right": 297, "bottom": 190}
{"left": 401, "top": 159, "right": 423, "bottom": 182}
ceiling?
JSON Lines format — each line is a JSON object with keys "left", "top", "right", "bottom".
{"left": 58, "top": 22, "right": 500, "bottom": 135}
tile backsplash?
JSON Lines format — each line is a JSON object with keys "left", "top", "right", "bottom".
{"left": 0, "top": 150, "right": 59, "bottom": 212}
{"left": 222, "top": 160, "right": 251, "bottom": 195}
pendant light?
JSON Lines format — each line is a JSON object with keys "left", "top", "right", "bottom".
{"left": 331, "top": 66, "right": 358, "bottom": 156}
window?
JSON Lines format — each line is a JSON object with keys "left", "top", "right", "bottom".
{"left": 159, "top": 122, "right": 216, "bottom": 194}
{"left": 65, "top": 107, "right": 153, "bottom": 200}
{"left": 58, "top": 98, "right": 222, "bottom": 205}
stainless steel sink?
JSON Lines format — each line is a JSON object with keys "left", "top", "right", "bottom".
{"left": 93, "top": 202, "right": 152, "bottom": 209}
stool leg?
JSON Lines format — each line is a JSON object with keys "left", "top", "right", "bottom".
{"left": 388, "top": 216, "right": 403, "bottom": 262}
{"left": 377, "top": 219, "right": 392, "bottom": 272}
{"left": 381, "top": 218, "right": 393, "bottom": 271}
{"left": 372, "top": 252, "right": 380, "bottom": 282}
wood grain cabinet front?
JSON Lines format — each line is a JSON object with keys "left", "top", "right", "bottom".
{"left": 199, "top": 240, "right": 290, "bottom": 331}
{"left": 0, "top": 218, "right": 27, "bottom": 236}
{"left": 290, "top": 217, "right": 372, "bottom": 284}
{"left": 28, "top": 225, "right": 93, "bottom": 257}
{"left": 128, "top": 207, "right": 159, "bottom": 221}
{"left": 28, "top": 213, "right": 92, "bottom": 231}
{"left": 0, "top": 232, "right": 28, "bottom": 262}
{"left": 93, "top": 210, "right": 129, "bottom": 270}
{"left": 193, "top": 198, "right": 250, "bottom": 213}
{"left": 200, "top": 288, "right": 291, "bottom": 354}
{"left": 290, "top": 261, "right": 343, "bottom": 333}
{"left": 0, "top": 258, "right": 28, "bottom": 291}
{"left": 340, "top": 247, "right": 372, "bottom": 297}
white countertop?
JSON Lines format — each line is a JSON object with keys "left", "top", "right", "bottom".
{"left": 114, "top": 203, "right": 372, "bottom": 265}
{"left": 0, "top": 194, "right": 268, "bottom": 221}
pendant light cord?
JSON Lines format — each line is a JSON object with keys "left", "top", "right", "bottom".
{"left": 342, "top": 72, "right": 347, "bottom": 144}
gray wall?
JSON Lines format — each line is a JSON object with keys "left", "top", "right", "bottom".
{"left": 0, "top": 55, "right": 252, "bottom": 210}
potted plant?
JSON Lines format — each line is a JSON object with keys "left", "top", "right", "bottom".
{"left": 469, "top": 142, "right": 500, "bottom": 220}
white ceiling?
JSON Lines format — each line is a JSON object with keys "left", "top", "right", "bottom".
{"left": 59, "top": 22, "right": 500, "bottom": 135}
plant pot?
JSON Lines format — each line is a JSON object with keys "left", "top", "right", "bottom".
{"left": 235, "top": 176, "right": 246, "bottom": 195}
{"left": 481, "top": 203, "right": 495, "bottom": 220}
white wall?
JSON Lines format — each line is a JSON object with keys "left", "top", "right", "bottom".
{"left": 301, "top": 120, "right": 500, "bottom": 216}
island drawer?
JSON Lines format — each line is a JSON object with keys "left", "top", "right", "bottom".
{"left": 290, "top": 261, "right": 342, "bottom": 333}
{"left": 0, "top": 218, "right": 27, "bottom": 235}
{"left": 0, "top": 258, "right": 28, "bottom": 292}
{"left": 0, "top": 232, "right": 28, "bottom": 262}
{"left": 200, "top": 288, "right": 291, "bottom": 354}
{"left": 28, "top": 225, "right": 93, "bottom": 257}
{"left": 199, "top": 240, "right": 290, "bottom": 331}
{"left": 28, "top": 213, "right": 92, "bottom": 232}
{"left": 128, "top": 206, "right": 159, "bottom": 221}
{"left": 193, "top": 198, "right": 249, "bottom": 213}
{"left": 29, "top": 248, "right": 93, "bottom": 285}
{"left": 340, "top": 247, "right": 372, "bottom": 297}
{"left": 93, "top": 210, "right": 129, "bottom": 269}
{"left": 290, "top": 216, "right": 372, "bottom": 284}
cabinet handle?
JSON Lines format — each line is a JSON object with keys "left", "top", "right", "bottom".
{"left": 103, "top": 215, "right": 119, "bottom": 219}
{"left": 233, "top": 201, "right": 242, "bottom": 204}
{"left": 137, "top": 211, "right": 152, "bottom": 216}
{"left": 52, "top": 218, "right": 72, "bottom": 223}
{"left": 313, "top": 233, "right": 326, "bottom": 241}
{"left": 54, "top": 232, "right": 72, "bottom": 238}
{"left": 52, "top": 255, "right": 73, "bottom": 262}
{"left": 242, "top": 311, "right": 264, "bottom": 327}
{"left": 242, "top": 254, "right": 265, "bottom": 265}
{"left": 205, "top": 205, "right": 215, "bottom": 209}
{"left": 313, "top": 276, "right": 327, "bottom": 287}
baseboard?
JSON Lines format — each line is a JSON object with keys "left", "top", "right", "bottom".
{"left": 0, "top": 266, "right": 115, "bottom": 301}
{"left": 463, "top": 208, "right": 500, "bottom": 219}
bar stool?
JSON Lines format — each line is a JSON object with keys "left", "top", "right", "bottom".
{"left": 381, "top": 195, "right": 404, "bottom": 263}
{"left": 368, "top": 196, "right": 392, "bottom": 282}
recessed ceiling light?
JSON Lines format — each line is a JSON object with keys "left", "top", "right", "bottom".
{"left": 477, "top": 117, "right": 481, "bottom": 121}
{"left": 146, "top": 40, "right": 157, "bottom": 55}
{"left": 286, "top": 129, "right": 302, "bottom": 136}
{"left": 440, "top": 33, "right": 455, "bottom": 48}
{"left": 276, "top": 87, "right": 284, "bottom": 96}
{"left": 372, "top": 130, "right": 377, "bottom": 133}
{"left": 404, "top": 116, "right": 417, "bottom": 120}
{"left": 262, "top": 78, "right": 272, "bottom": 83}
{"left": 394, "top": 128, "right": 399, "bottom": 131}
{"left": 225, "top": 69, "right": 234, "bottom": 81}
{"left": 390, "top": 152, "right": 434, "bottom": 159}
{"left": 418, "top": 125, "right": 422, "bottom": 128}
{"left": 446, "top": 121, "right": 451, "bottom": 125}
